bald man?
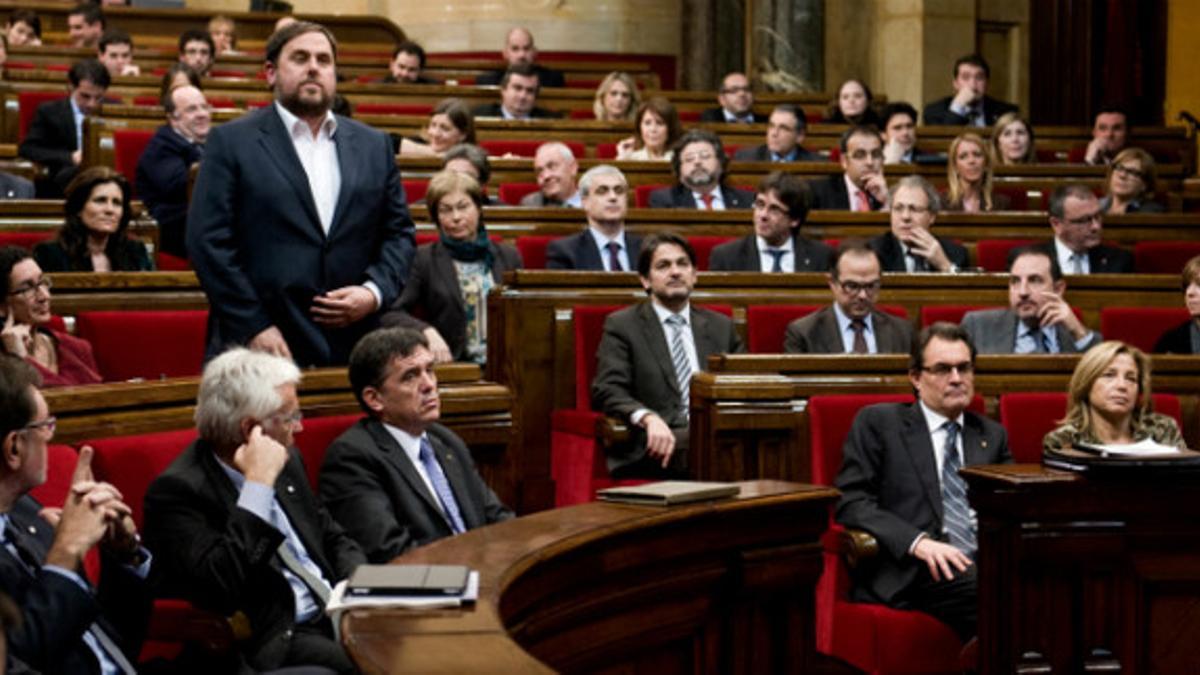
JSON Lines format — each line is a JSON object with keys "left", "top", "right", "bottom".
{"left": 476, "top": 27, "right": 566, "bottom": 88}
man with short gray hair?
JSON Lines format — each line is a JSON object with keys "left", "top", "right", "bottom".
{"left": 1040, "top": 183, "right": 1133, "bottom": 274}
{"left": 870, "top": 175, "right": 968, "bottom": 273}
{"left": 521, "top": 142, "right": 580, "bottom": 207}
{"left": 145, "top": 347, "right": 366, "bottom": 673}
{"left": 547, "top": 165, "right": 642, "bottom": 270}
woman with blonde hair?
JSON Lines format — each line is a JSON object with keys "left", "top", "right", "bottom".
{"left": 944, "top": 132, "right": 1008, "bottom": 212}
{"left": 1100, "top": 147, "right": 1163, "bottom": 214}
{"left": 1043, "top": 340, "right": 1184, "bottom": 453}
{"left": 990, "top": 112, "right": 1036, "bottom": 165}
{"left": 593, "top": 71, "right": 640, "bottom": 122}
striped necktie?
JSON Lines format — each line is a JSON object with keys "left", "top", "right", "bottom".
{"left": 664, "top": 314, "right": 694, "bottom": 415}
{"left": 939, "top": 421, "right": 976, "bottom": 555}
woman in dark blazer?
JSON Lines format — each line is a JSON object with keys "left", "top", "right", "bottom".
{"left": 383, "top": 170, "right": 521, "bottom": 364}
{"left": 34, "top": 166, "right": 153, "bottom": 272}
{"left": 1155, "top": 254, "right": 1200, "bottom": 354}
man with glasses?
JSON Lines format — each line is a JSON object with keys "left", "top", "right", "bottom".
{"left": 546, "top": 165, "right": 642, "bottom": 270}
{"left": 144, "top": 348, "right": 367, "bottom": 673}
{"left": 733, "top": 105, "right": 819, "bottom": 161}
{"left": 1041, "top": 184, "right": 1133, "bottom": 274}
{"left": 870, "top": 176, "right": 968, "bottom": 273}
{"left": 784, "top": 240, "right": 912, "bottom": 353}
{"left": 836, "top": 322, "right": 1011, "bottom": 642}
{"left": 809, "top": 125, "right": 889, "bottom": 211}
{"left": 0, "top": 355, "right": 152, "bottom": 673}
{"left": 961, "top": 246, "right": 1100, "bottom": 354}
{"left": 700, "top": 72, "right": 766, "bottom": 123}
{"left": 709, "top": 171, "right": 832, "bottom": 272}
{"left": 136, "top": 84, "right": 211, "bottom": 259}
{"left": 648, "top": 129, "right": 753, "bottom": 209}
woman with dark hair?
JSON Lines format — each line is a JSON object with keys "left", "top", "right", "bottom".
{"left": 159, "top": 62, "right": 202, "bottom": 104}
{"left": 5, "top": 10, "right": 41, "bottom": 47}
{"left": 0, "top": 246, "right": 102, "bottom": 386}
{"left": 1154, "top": 255, "right": 1200, "bottom": 354}
{"left": 383, "top": 170, "right": 522, "bottom": 364}
{"left": 617, "top": 97, "right": 682, "bottom": 161}
{"left": 398, "top": 98, "right": 476, "bottom": 158}
{"left": 824, "top": 79, "right": 881, "bottom": 126}
{"left": 34, "top": 167, "right": 153, "bottom": 272}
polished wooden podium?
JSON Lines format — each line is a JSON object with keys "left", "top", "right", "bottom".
{"left": 339, "top": 480, "right": 838, "bottom": 674}
{"left": 963, "top": 464, "right": 1200, "bottom": 674}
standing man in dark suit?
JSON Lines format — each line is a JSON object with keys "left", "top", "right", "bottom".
{"left": 475, "top": 27, "right": 565, "bottom": 88}
{"left": 592, "top": 233, "right": 745, "bottom": 478}
{"left": 709, "top": 171, "right": 833, "bottom": 272}
{"left": 648, "top": 129, "right": 754, "bottom": 209}
{"left": 870, "top": 175, "right": 968, "bottom": 273}
{"left": 320, "top": 328, "right": 513, "bottom": 563}
{"left": 0, "top": 355, "right": 151, "bottom": 674}
{"left": 809, "top": 125, "right": 889, "bottom": 211}
{"left": 1041, "top": 184, "right": 1133, "bottom": 274}
{"left": 546, "top": 165, "right": 642, "bottom": 270}
{"left": 961, "top": 246, "right": 1101, "bottom": 354}
{"left": 136, "top": 84, "right": 210, "bottom": 259}
{"left": 784, "top": 240, "right": 913, "bottom": 353}
{"left": 187, "top": 21, "right": 416, "bottom": 368}
{"left": 922, "top": 54, "right": 1017, "bottom": 127}
{"left": 733, "top": 104, "right": 822, "bottom": 162}
{"left": 471, "top": 64, "right": 561, "bottom": 119}
{"left": 836, "top": 323, "right": 1011, "bottom": 641}
{"left": 144, "top": 348, "right": 367, "bottom": 673}
{"left": 699, "top": 72, "right": 767, "bottom": 123}
{"left": 19, "top": 58, "right": 110, "bottom": 198}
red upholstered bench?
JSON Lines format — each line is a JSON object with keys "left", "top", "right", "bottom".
{"left": 999, "top": 391, "right": 1182, "bottom": 462}
{"left": 18, "top": 91, "right": 66, "bottom": 141}
{"left": 1099, "top": 306, "right": 1191, "bottom": 353}
{"left": 974, "top": 239, "right": 1039, "bottom": 272}
{"left": 293, "top": 413, "right": 362, "bottom": 494}
{"left": 515, "top": 235, "right": 556, "bottom": 269}
{"left": 0, "top": 232, "right": 54, "bottom": 250}
{"left": 74, "top": 310, "right": 208, "bottom": 381}
{"left": 402, "top": 179, "right": 429, "bottom": 203}
{"left": 1134, "top": 241, "right": 1200, "bottom": 274}
{"left": 686, "top": 235, "right": 735, "bottom": 271}
{"left": 498, "top": 182, "right": 540, "bottom": 206}
{"left": 112, "top": 128, "right": 155, "bottom": 195}
{"left": 634, "top": 183, "right": 669, "bottom": 207}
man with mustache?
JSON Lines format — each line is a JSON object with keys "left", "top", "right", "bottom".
{"left": 960, "top": 246, "right": 1101, "bottom": 354}
{"left": 648, "top": 129, "right": 754, "bottom": 209}
{"left": 187, "top": 21, "right": 416, "bottom": 367}
{"left": 809, "top": 125, "right": 889, "bottom": 211}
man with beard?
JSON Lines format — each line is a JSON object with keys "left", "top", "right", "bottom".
{"left": 187, "top": 21, "right": 416, "bottom": 367}
{"left": 784, "top": 240, "right": 912, "bottom": 353}
{"left": 647, "top": 129, "right": 754, "bottom": 209}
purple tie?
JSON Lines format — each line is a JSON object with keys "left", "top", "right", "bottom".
{"left": 606, "top": 241, "right": 623, "bottom": 271}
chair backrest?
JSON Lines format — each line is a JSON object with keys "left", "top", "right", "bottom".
{"left": 86, "top": 428, "right": 199, "bottom": 527}
{"left": 809, "top": 394, "right": 914, "bottom": 485}
{"left": 746, "top": 304, "right": 820, "bottom": 353}
{"left": 0, "top": 232, "right": 54, "bottom": 251}
{"left": 920, "top": 305, "right": 996, "bottom": 327}
{"left": 975, "top": 239, "right": 1040, "bottom": 272}
{"left": 28, "top": 444, "right": 78, "bottom": 508}
{"left": 402, "top": 180, "right": 429, "bottom": 204}
{"left": 992, "top": 185, "right": 1032, "bottom": 211}
{"left": 515, "top": 235, "right": 556, "bottom": 269}
{"left": 479, "top": 140, "right": 586, "bottom": 159}
{"left": 74, "top": 310, "right": 209, "bottom": 381}
{"left": 1099, "top": 307, "right": 1191, "bottom": 353}
{"left": 634, "top": 184, "right": 668, "bottom": 207}
{"left": 686, "top": 235, "right": 735, "bottom": 271}
{"left": 112, "top": 129, "right": 156, "bottom": 195}
{"left": 18, "top": 92, "right": 68, "bottom": 142}
{"left": 1134, "top": 241, "right": 1200, "bottom": 275}
{"left": 498, "top": 182, "right": 541, "bottom": 206}
{"left": 595, "top": 142, "right": 618, "bottom": 159}
{"left": 293, "top": 413, "right": 362, "bottom": 493}
{"left": 355, "top": 102, "right": 434, "bottom": 116}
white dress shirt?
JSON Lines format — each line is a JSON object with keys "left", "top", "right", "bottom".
{"left": 756, "top": 235, "right": 794, "bottom": 272}
{"left": 692, "top": 189, "right": 726, "bottom": 210}
{"left": 832, "top": 302, "right": 879, "bottom": 353}
{"left": 275, "top": 102, "right": 340, "bottom": 235}
{"left": 587, "top": 227, "right": 632, "bottom": 271}
{"left": 1053, "top": 238, "right": 1090, "bottom": 275}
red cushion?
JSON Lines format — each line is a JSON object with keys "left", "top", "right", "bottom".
{"left": 28, "top": 444, "right": 78, "bottom": 509}
{"left": 678, "top": 110, "right": 701, "bottom": 122}
{"left": 0, "top": 232, "right": 54, "bottom": 250}
{"left": 19, "top": 92, "right": 67, "bottom": 142}
{"left": 498, "top": 182, "right": 540, "bottom": 206}
{"left": 86, "top": 428, "right": 198, "bottom": 528}
{"left": 480, "top": 140, "right": 586, "bottom": 159}
{"left": 596, "top": 142, "right": 618, "bottom": 160}
{"left": 635, "top": 184, "right": 668, "bottom": 208}
{"left": 156, "top": 252, "right": 191, "bottom": 271}
{"left": 402, "top": 180, "right": 429, "bottom": 204}
{"left": 355, "top": 102, "right": 433, "bottom": 116}
{"left": 808, "top": 394, "right": 914, "bottom": 486}
{"left": 746, "top": 305, "right": 820, "bottom": 353}
{"left": 515, "top": 235, "right": 555, "bottom": 270}
{"left": 920, "top": 305, "right": 997, "bottom": 327}
{"left": 74, "top": 310, "right": 208, "bottom": 381}
{"left": 1100, "top": 307, "right": 1191, "bottom": 353}
{"left": 975, "top": 239, "right": 1039, "bottom": 272}
{"left": 112, "top": 129, "right": 155, "bottom": 195}
{"left": 992, "top": 185, "right": 1031, "bottom": 210}
{"left": 1134, "top": 241, "right": 1200, "bottom": 274}
{"left": 550, "top": 409, "right": 650, "bottom": 507}
{"left": 294, "top": 413, "right": 361, "bottom": 494}
{"left": 572, "top": 305, "right": 627, "bottom": 410}
{"left": 686, "top": 235, "right": 735, "bottom": 271}
{"left": 568, "top": 109, "right": 595, "bottom": 120}
{"left": 999, "top": 392, "right": 1183, "bottom": 463}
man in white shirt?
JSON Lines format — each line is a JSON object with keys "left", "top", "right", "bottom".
{"left": 1042, "top": 184, "right": 1133, "bottom": 274}
{"left": 471, "top": 64, "right": 560, "bottom": 120}
{"left": 708, "top": 171, "right": 833, "bottom": 272}
{"left": 521, "top": 142, "right": 581, "bottom": 207}
{"left": 546, "top": 165, "right": 642, "bottom": 270}
{"left": 647, "top": 129, "right": 754, "bottom": 209}
{"left": 809, "top": 125, "right": 889, "bottom": 211}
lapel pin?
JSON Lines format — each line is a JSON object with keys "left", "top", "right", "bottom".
{"left": 286, "top": 484, "right": 296, "bottom": 494}
{"left": 27, "top": 525, "right": 36, "bottom": 534}
{"left": 981, "top": 441, "right": 988, "bottom": 449}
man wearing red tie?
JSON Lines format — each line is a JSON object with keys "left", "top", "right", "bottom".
{"left": 809, "top": 125, "right": 890, "bottom": 212}
{"left": 647, "top": 129, "right": 754, "bottom": 210}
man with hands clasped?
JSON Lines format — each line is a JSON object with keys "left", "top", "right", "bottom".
{"left": 960, "top": 246, "right": 1101, "bottom": 354}
{"left": 870, "top": 175, "right": 969, "bottom": 273}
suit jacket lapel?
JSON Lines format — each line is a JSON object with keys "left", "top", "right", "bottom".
{"left": 364, "top": 420, "right": 454, "bottom": 530}
{"left": 872, "top": 311, "right": 895, "bottom": 351}
{"left": 690, "top": 307, "right": 719, "bottom": 365}
{"left": 256, "top": 108, "right": 323, "bottom": 234}
{"left": 328, "top": 121, "right": 355, "bottom": 236}
{"left": 902, "top": 404, "right": 944, "bottom": 520}
{"left": 578, "top": 232, "right": 603, "bottom": 270}
{"left": 638, "top": 303, "right": 681, "bottom": 397}
{"left": 817, "top": 308, "right": 844, "bottom": 353}
{"left": 961, "top": 414, "right": 988, "bottom": 466}
{"left": 431, "top": 243, "right": 466, "bottom": 314}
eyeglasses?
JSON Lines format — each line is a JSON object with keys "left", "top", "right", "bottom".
{"left": 268, "top": 410, "right": 303, "bottom": 428}
{"left": 22, "top": 416, "right": 56, "bottom": 437}
{"left": 837, "top": 279, "right": 881, "bottom": 295}
{"left": 8, "top": 278, "right": 51, "bottom": 298}
{"left": 1113, "top": 163, "right": 1147, "bottom": 181}
{"left": 680, "top": 151, "right": 716, "bottom": 164}
{"left": 921, "top": 362, "right": 974, "bottom": 376}
{"left": 752, "top": 198, "right": 789, "bottom": 217}
{"left": 1063, "top": 211, "right": 1103, "bottom": 226}
{"left": 720, "top": 85, "right": 752, "bottom": 95}
{"left": 848, "top": 149, "right": 884, "bottom": 161}
{"left": 891, "top": 204, "right": 930, "bottom": 215}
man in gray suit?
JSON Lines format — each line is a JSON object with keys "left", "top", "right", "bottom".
{"left": 961, "top": 245, "right": 1100, "bottom": 354}
{"left": 592, "top": 233, "right": 744, "bottom": 478}
{"left": 784, "top": 240, "right": 913, "bottom": 354}
{"left": 320, "top": 327, "right": 513, "bottom": 563}
{"left": 520, "top": 142, "right": 580, "bottom": 207}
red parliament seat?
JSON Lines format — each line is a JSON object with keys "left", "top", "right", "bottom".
{"left": 0, "top": 232, "right": 54, "bottom": 250}
{"left": 28, "top": 444, "right": 78, "bottom": 509}
{"left": 479, "top": 140, "right": 586, "bottom": 159}
{"left": 999, "top": 391, "right": 1182, "bottom": 462}
{"left": 686, "top": 235, "right": 735, "bottom": 271}
{"left": 1134, "top": 241, "right": 1200, "bottom": 274}
{"left": 111, "top": 129, "right": 155, "bottom": 194}
{"left": 919, "top": 305, "right": 996, "bottom": 328}
{"left": 1099, "top": 306, "right": 1191, "bottom": 353}
{"left": 74, "top": 310, "right": 208, "bottom": 381}
{"left": 634, "top": 183, "right": 669, "bottom": 207}
{"left": 807, "top": 394, "right": 966, "bottom": 674}
{"left": 293, "top": 413, "right": 362, "bottom": 494}
{"left": 747, "top": 304, "right": 909, "bottom": 353}
{"left": 515, "top": 235, "right": 555, "bottom": 269}
{"left": 18, "top": 91, "right": 67, "bottom": 142}
{"left": 498, "top": 182, "right": 540, "bottom": 206}
{"left": 402, "top": 179, "right": 428, "bottom": 203}
{"left": 974, "top": 239, "right": 1039, "bottom": 272}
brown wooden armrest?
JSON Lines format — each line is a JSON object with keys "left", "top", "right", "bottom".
{"left": 839, "top": 527, "right": 880, "bottom": 570}
{"left": 596, "top": 416, "right": 630, "bottom": 447}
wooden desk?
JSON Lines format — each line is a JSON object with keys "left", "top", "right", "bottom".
{"left": 340, "top": 480, "right": 838, "bottom": 674}
{"left": 962, "top": 464, "right": 1200, "bottom": 674}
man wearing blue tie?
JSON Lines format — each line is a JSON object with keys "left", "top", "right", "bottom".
{"left": 319, "top": 327, "right": 513, "bottom": 563}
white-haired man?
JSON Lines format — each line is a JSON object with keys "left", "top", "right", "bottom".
{"left": 521, "top": 142, "right": 581, "bottom": 207}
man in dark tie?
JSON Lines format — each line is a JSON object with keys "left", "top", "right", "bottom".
{"left": 784, "top": 240, "right": 913, "bottom": 354}
{"left": 836, "top": 322, "right": 1011, "bottom": 641}
{"left": 808, "top": 125, "right": 889, "bottom": 212}
{"left": 19, "top": 58, "right": 111, "bottom": 197}
{"left": 708, "top": 171, "right": 833, "bottom": 272}
{"left": 870, "top": 175, "right": 969, "bottom": 273}
{"left": 144, "top": 348, "right": 367, "bottom": 673}
{"left": 546, "top": 165, "right": 642, "bottom": 270}
{"left": 591, "top": 233, "right": 744, "bottom": 478}
{"left": 136, "top": 84, "right": 210, "bottom": 259}
{"left": 960, "top": 246, "right": 1101, "bottom": 354}
{"left": 647, "top": 129, "right": 754, "bottom": 210}
{"left": 922, "top": 54, "right": 1017, "bottom": 127}
{"left": 698, "top": 72, "right": 767, "bottom": 123}
{"left": 0, "top": 355, "right": 151, "bottom": 674}
{"left": 319, "top": 327, "right": 513, "bottom": 562}
{"left": 1041, "top": 184, "right": 1133, "bottom": 275}
{"left": 733, "top": 105, "right": 821, "bottom": 162}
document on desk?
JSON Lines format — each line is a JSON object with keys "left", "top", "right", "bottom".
{"left": 1073, "top": 439, "right": 1183, "bottom": 458}
{"left": 326, "top": 570, "right": 479, "bottom": 613}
